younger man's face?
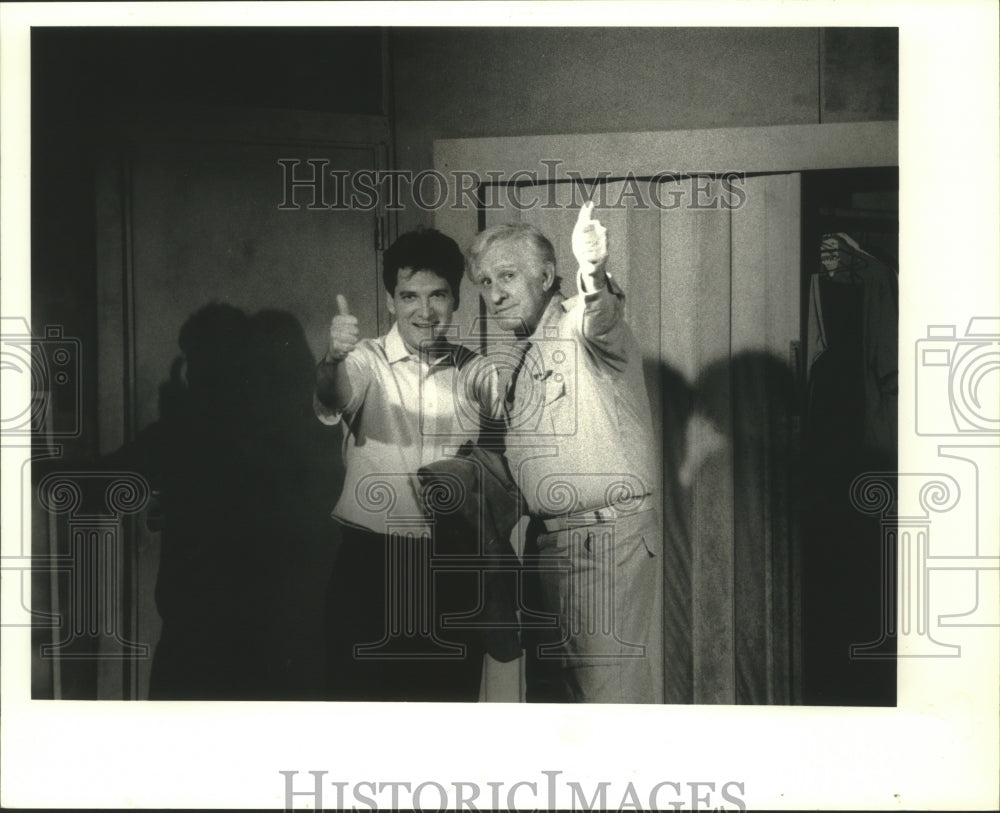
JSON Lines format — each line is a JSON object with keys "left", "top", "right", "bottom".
{"left": 386, "top": 267, "right": 456, "bottom": 354}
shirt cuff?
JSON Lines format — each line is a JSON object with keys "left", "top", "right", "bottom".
{"left": 578, "top": 268, "right": 624, "bottom": 301}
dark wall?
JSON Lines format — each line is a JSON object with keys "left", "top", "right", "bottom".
{"left": 31, "top": 27, "right": 384, "bottom": 460}
{"left": 821, "top": 28, "right": 899, "bottom": 123}
{"left": 31, "top": 27, "right": 385, "bottom": 699}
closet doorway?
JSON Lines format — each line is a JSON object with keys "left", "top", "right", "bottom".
{"left": 800, "top": 167, "right": 899, "bottom": 706}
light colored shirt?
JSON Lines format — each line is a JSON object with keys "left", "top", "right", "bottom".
{"left": 501, "top": 272, "right": 658, "bottom": 533}
{"left": 315, "top": 322, "right": 501, "bottom": 535}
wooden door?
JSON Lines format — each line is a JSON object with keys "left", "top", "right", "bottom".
{"left": 95, "top": 109, "right": 390, "bottom": 699}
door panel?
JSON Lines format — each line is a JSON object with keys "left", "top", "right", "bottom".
{"left": 130, "top": 140, "right": 381, "bottom": 429}
{"left": 657, "top": 179, "right": 736, "bottom": 703}
{"left": 729, "top": 174, "right": 801, "bottom": 704}
{"left": 96, "top": 114, "right": 388, "bottom": 699}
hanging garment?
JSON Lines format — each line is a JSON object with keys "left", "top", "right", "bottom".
{"left": 802, "top": 233, "right": 898, "bottom": 706}
{"left": 807, "top": 232, "right": 898, "bottom": 462}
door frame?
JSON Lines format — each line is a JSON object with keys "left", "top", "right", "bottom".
{"left": 433, "top": 121, "right": 898, "bottom": 703}
{"left": 434, "top": 121, "right": 896, "bottom": 247}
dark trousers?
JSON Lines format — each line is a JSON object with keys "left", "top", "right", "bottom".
{"left": 325, "top": 525, "right": 483, "bottom": 701}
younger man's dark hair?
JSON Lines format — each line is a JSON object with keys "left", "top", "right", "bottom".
{"left": 383, "top": 228, "right": 464, "bottom": 309}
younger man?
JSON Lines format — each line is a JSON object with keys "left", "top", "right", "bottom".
{"left": 316, "top": 228, "right": 499, "bottom": 701}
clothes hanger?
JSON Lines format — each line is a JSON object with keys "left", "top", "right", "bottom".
{"left": 817, "top": 233, "right": 867, "bottom": 281}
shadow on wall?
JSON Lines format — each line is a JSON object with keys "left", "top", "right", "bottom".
{"left": 656, "top": 349, "right": 894, "bottom": 706}
{"left": 644, "top": 358, "right": 695, "bottom": 704}
{"left": 704, "top": 353, "right": 801, "bottom": 706}
{"left": 103, "top": 303, "right": 344, "bottom": 700}
{"left": 652, "top": 351, "right": 802, "bottom": 704}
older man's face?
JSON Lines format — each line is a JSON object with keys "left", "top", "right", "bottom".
{"left": 472, "top": 238, "right": 554, "bottom": 337}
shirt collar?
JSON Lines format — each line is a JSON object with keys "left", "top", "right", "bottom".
{"left": 382, "top": 322, "right": 412, "bottom": 364}
{"left": 382, "top": 322, "right": 458, "bottom": 367}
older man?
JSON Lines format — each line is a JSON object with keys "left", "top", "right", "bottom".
{"left": 466, "top": 204, "right": 661, "bottom": 703}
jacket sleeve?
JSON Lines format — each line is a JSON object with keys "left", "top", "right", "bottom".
{"left": 572, "top": 271, "right": 630, "bottom": 375}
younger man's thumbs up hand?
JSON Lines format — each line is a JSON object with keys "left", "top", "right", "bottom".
{"left": 325, "top": 293, "right": 360, "bottom": 362}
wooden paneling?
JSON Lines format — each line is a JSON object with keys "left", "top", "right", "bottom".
{"left": 730, "top": 174, "right": 801, "bottom": 704}
{"left": 658, "top": 180, "right": 736, "bottom": 703}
